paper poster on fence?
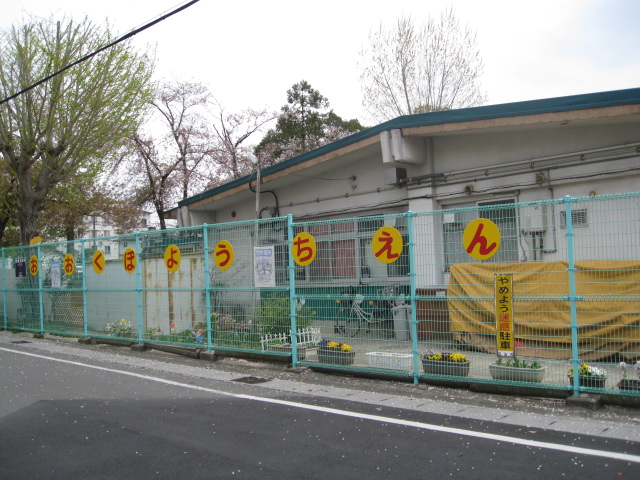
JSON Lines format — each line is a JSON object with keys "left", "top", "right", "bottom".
{"left": 254, "top": 246, "right": 275, "bottom": 288}
{"left": 50, "top": 261, "right": 61, "bottom": 288}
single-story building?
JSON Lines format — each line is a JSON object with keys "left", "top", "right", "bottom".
{"left": 172, "top": 87, "right": 640, "bottom": 289}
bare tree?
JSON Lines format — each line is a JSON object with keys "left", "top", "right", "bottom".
{"left": 122, "top": 80, "right": 218, "bottom": 229}
{"left": 210, "top": 101, "right": 276, "bottom": 181}
{"left": 126, "top": 135, "right": 180, "bottom": 230}
{"left": 359, "top": 9, "right": 486, "bottom": 122}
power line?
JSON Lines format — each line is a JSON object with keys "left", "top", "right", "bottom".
{"left": 0, "top": 0, "right": 200, "bottom": 106}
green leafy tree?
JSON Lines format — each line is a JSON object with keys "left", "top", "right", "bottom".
{"left": 0, "top": 15, "right": 154, "bottom": 245}
{"left": 256, "top": 80, "right": 364, "bottom": 165}
{"left": 359, "top": 9, "right": 486, "bottom": 122}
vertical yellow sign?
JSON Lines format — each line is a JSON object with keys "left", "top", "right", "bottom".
{"left": 495, "top": 273, "right": 514, "bottom": 356}
{"left": 122, "top": 248, "right": 137, "bottom": 273}
{"left": 164, "top": 244, "right": 181, "bottom": 272}
{"left": 63, "top": 253, "right": 76, "bottom": 276}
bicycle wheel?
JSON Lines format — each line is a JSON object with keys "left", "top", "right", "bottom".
{"left": 335, "top": 305, "right": 361, "bottom": 337}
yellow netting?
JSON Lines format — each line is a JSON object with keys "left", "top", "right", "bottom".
{"left": 447, "top": 261, "right": 640, "bottom": 360}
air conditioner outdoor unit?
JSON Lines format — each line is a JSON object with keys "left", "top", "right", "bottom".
{"left": 522, "top": 205, "right": 547, "bottom": 233}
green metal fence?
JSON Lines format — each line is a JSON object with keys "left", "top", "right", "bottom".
{"left": 2, "top": 193, "right": 639, "bottom": 396}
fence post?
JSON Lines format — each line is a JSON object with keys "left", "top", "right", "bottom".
{"left": 407, "top": 211, "right": 420, "bottom": 384}
{"left": 81, "top": 239, "right": 88, "bottom": 338}
{"left": 2, "top": 248, "right": 6, "bottom": 330}
{"left": 135, "top": 233, "right": 143, "bottom": 344}
{"left": 37, "top": 243, "right": 44, "bottom": 334}
{"left": 202, "top": 224, "right": 212, "bottom": 352}
{"left": 564, "top": 196, "right": 581, "bottom": 396}
{"left": 287, "top": 215, "right": 298, "bottom": 368}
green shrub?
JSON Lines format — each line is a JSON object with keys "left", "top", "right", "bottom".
{"left": 257, "top": 293, "right": 315, "bottom": 335}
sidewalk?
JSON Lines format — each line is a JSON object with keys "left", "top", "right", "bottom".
{"left": 2, "top": 330, "right": 639, "bottom": 443}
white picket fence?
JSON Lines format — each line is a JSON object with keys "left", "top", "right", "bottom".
{"left": 260, "top": 327, "right": 322, "bottom": 351}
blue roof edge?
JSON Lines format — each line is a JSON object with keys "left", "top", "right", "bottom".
{"left": 179, "top": 87, "right": 640, "bottom": 208}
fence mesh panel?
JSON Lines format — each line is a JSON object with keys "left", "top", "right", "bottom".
{"left": 2, "top": 193, "right": 639, "bottom": 395}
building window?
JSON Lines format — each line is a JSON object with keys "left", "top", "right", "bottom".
{"left": 295, "top": 216, "right": 408, "bottom": 284}
{"left": 104, "top": 245, "right": 111, "bottom": 254}
{"left": 560, "top": 208, "right": 588, "bottom": 228}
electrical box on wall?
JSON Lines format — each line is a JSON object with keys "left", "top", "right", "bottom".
{"left": 384, "top": 167, "right": 407, "bottom": 185}
{"left": 522, "top": 204, "right": 547, "bottom": 233}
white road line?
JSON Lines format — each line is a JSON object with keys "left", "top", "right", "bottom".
{"left": 3, "top": 346, "right": 639, "bottom": 464}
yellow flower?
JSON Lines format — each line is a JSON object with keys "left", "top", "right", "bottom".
{"left": 327, "top": 342, "right": 340, "bottom": 348}
{"left": 119, "top": 318, "right": 126, "bottom": 324}
{"left": 449, "top": 353, "right": 467, "bottom": 362}
{"left": 341, "top": 344, "right": 353, "bottom": 352}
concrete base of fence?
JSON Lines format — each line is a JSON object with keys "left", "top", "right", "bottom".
{"left": 565, "top": 393, "right": 602, "bottom": 411}
{"left": 93, "top": 338, "right": 135, "bottom": 347}
{"left": 78, "top": 337, "right": 93, "bottom": 345}
{"left": 199, "top": 351, "right": 218, "bottom": 362}
{"left": 469, "top": 382, "right": 569, "bottom": 400}
{"left": 131, "top": 343, "right": 147, "bottom": 352}
{"left": 145, "top": 343, "right": 201, "bottom": 359}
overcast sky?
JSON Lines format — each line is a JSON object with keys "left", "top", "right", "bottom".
{"left": 3, "top": 0, "right": 639, "bottom": 126}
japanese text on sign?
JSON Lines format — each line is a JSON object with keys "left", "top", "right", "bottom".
{"left": 463, "top": 218, "right": 501, "bottom": 260}
{"left": 292, "top": 232, "right": 316, "bottom": 267}
{"left": 15, "top": 257, "right": 26, "bottom": 278}
{"left": 29, "top": 255, "right": 39, "bottom": 276}
{"left": 214, "top": 240, "right": 234, "bottom": 271}
{"left": 371, "top": 226, "right": 403, "bottom": 264}
{"left": 254, "top": 246, "right": 276, "bottom": 288}
{"left": 122, "top": 248, "right": 137, "bottom": 273}
{"left": 63, "top": 253, "right": 75, "bottom": 276}
{"left": 92, "top": 250, "right": 105, "bottom": 275}
{"left": 495, "top": 273, "right": 514, "bottom": 356}
{"left": 164, "top": 244, "right": 181, "bottom": 272}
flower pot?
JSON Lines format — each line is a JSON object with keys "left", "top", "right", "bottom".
{"left": 267, "top": 344, "right": 307, "bottom": 361}
{"left": 617, "top": 379, "right": 640, "bottom": 391}
{"left": 489, "top": 364, "right": 545, "bottom": 383}
{"left": 421, "top": 358, "right": 470, "bottom": 377}
{"left": 317, "top": 347, "right": 356, "bottom": 366}
{"left": 568, "top": 376, "right": 606, "bottom": 389}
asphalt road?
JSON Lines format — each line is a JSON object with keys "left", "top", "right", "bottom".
{"left": 1, "top": 335, "right": 639, "bottom": 479}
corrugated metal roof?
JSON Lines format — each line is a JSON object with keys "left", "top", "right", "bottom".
{"left": 179, "top": 87, "right": 640, "bottom": 208}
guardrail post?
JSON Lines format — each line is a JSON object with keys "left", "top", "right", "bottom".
{"left": 37, "top": 243, "right": 44, "bottom": 334}
{"left": 135, "top": 233, "right": 143, "bottom": 344}
{"left": 81, "top": 239, "right": 88, "bottom": 338}
{"left": 2, "top": 248, "right": 6, "bottom": 330}
{"left": 287, "top": 215, "right": 298, "bottom": 368}
{"left": 202, "top": 224, "right": 213, "bottom": 352}
{"left": 565, "top": 196, "right": 581, "bottom": 396}
{"left": 407, "top": 211, "right": 420, "bottom": 384}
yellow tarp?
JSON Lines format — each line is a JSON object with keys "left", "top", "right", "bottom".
{"left": 447, "top": 261, "right": 640, "bottom": 360}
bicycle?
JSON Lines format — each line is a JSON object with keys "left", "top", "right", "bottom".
{"left": 334, "top": 286, "right": 401, "bottom": 337}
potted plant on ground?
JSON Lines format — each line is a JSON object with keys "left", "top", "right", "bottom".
{"left": 266, "top": 342, "right": 307, "bottom": 360}
{"left": 421, "top": 350, "right": 470, "bottom": 377}
{"left": 489, "top": 356, "right": 545, "bottom": 383}
{"left": 568, "top": 363, "right": 607, "bottom": 389}
{"left": 617, "top": 361, "right": 640, "bottom": 391}
{"left": 317, "top": 339, "right": 356, "bottom": 366}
